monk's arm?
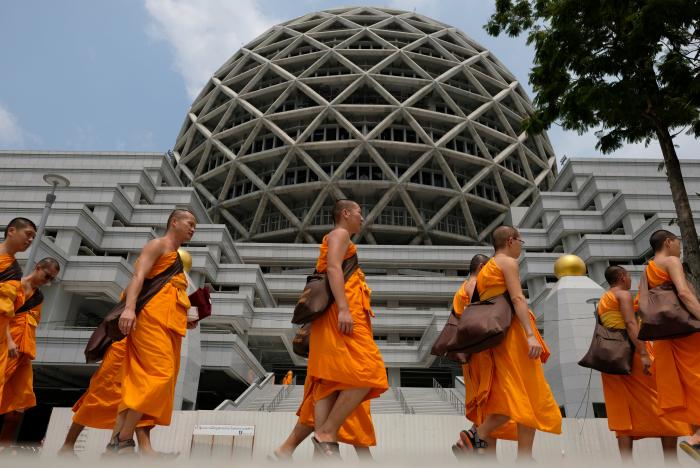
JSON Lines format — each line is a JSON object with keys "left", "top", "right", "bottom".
{"left": 617, "top": 290, "right": 647, "bottom": 354}
{"left": 501, "top": 257, "right": 541, "bottom": 358}
{"left": 326, "top": 229, "right": 352, "bottom": 334}
{"left": 667, "top": 258, "right": 700, "bottom": 319}
{"left": 118, "top": 240, "right": 164, "bottom": 334}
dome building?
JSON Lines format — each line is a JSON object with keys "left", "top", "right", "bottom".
{"left": 173, "top": 6, "right": 556, "bottom": 245}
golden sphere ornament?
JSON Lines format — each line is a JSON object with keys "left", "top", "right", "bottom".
{"left": 178, "top": 248, "right": 192, "bottom": 272}
{"left": 554, "top": 254, "right": 586, "bottom": 279}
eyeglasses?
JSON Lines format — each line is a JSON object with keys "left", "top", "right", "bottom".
{"left": 511, "top": 237, "right": 525, "bottom": 245}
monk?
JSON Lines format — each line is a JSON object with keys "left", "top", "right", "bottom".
{"left": 305, "top": 199, "right": 388, "bottom": 459}
{"left": 0, "top": 218, "right": 36, "bottom": 402}
{"left": 107, "top": 209, "right": 196, "bottom": 454}
{"left": 0, "top": 258, "right": 60, "bottom": 443}
{"left": 638, "top": 229, "right": 700, "bottom": 461}
{"left": 460, "top": 226, "right": 561, "bottom": 462}
{"left": 598, "top": 265, "right": 689, "bottom": 462}
{"left": 282, "top": 370, "right": 293, "bottom": 385}
{"left": 450, "top": 254, "right": 489, "bottom": 457}
{"left": 271, "top": 375, "right": 374, "bottom": 461}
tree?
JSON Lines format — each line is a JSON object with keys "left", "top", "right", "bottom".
{"left": 486, "top": 0, "right": 700, "bottom": 288}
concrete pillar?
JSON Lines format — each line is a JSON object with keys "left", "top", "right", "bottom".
{"left": 562, "top": 233, "right": 582, "bottom": 252}
{"left": 622, "top": 213, "right": 646, "bottom": 235}
{"left": 587, "top": 261, "right": 608, "bottom": 285}
{"left": 540, "top": 275, "right": 604, "bottom": 418}
{"left": 92, "top": 205, "right": 115, "bottom": 226}
{"left": 175, "top": 326, "right": 201, "bottom": 410}
{"left": 594, "top": 192, "right": 615, "bottom": 210}
{"left": 387, "top": 367, "right": 401, "bottom": 387}
{"left": 54, "top": 230, "right": 82, "bottom": 256}
{"left": 121, "top": 186, "right": 141, "bottom": 204}
{"left": 39, "top": 286, "right": 74, "bottom": 329}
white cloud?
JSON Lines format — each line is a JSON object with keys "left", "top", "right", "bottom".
{"left": 144, "top": 0, "right": 279, "bottom": 99}
{"left": 0, "top": 104, "right": 36, "bottom": 148}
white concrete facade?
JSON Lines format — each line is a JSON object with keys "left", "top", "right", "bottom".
{"left": 1, "top": 151, "right": 699, "bottom": 416}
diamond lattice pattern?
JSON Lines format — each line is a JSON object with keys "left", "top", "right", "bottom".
{"left": 173, "top": 6, "right": 557, "bottom": 245}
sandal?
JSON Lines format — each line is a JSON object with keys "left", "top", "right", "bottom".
{"left": 311, "top": 436, "right": 341, "bottom": 460}
{"left": 680, "top": 441, "right": 700, "bottom": 463}
{"left": 459, "top": 428, "right": 488, "bottom": 453}
{"left": 104, "top": 437, "right": 136, "bottom": 456}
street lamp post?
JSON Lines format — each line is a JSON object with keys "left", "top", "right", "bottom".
{"left": 25, "top": 173, "right": 70, "bottom": 273}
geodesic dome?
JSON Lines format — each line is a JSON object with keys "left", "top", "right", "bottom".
{"left": 173, "top": 6, "right": 556, "bottom": 245}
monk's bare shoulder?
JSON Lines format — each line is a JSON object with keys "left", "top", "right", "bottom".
{"left": 141, "top": 237, "right": 169, "bottom": 256}
{"left": 327, "top": 227, "right": 350, "bottom": 245}
{"left": 494, "top": 255, "right": 518, "bottom": 273}
{"left": 613, "top": 288, "right": 632, "bottom": 304}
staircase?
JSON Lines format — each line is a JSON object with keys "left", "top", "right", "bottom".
{"left": 219, "top": 378, "right": 463, "bottom": 416}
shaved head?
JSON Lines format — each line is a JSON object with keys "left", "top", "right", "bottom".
{"left": 332, "top": 199, "right": 358, "bottom": 224}
{"left": 604, "top": 265, "right": 626, "bottom": 286}
{"left": 5, "top": 217, "right": 37, "bottom": 237}
{"left": 36, "top": 257, "right": 60, "bottom": 272}
{"left": 166, "top": 209, "right": 195, "bottom": 230}
{"left": 492, "top": 225, "right": 519, "bottom": 250}
{"left": 469, "top": 254, "right": 489, "bottom": 274}
{"left": 649, "top": 229, "right": 678, "bottom": 252}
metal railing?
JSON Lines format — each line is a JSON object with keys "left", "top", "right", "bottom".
{"left": 260, "top": 380, "right": 297, "bottom": 412}
{"left": 432, "top": 378, "right": 466, "bottom": 415}
{"left": 392, "top": 387, "right": 415, "bottom": 414}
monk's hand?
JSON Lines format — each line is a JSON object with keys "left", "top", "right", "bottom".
{"left": 338, "top": 305, "right": 353, "bottom": 335}
{"left": 526, "top": 335, "right": 542, "bottom": 359}
{"left": 7, "top": 337, "right": 18, "bottom": 358}
{"left": 640, "top": 353, "right": 652, "bottom": 375}
{"left": 119, "top": 308, "right": 137, "bottom": 335}
{"left": 187, "top": 320, "right": 198, "bottom": 329}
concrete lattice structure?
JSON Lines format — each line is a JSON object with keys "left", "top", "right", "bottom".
{"left": 173, "top": 6, "right": 556, "bottom": 245}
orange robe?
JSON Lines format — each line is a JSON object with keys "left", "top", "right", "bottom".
{"left": 282, "top": 371, "right": 293, "bottom": 385}
{"left": 0, "top": 254, "right": 24, "bottom": 403}
{"left": 297, "top": 375, "right": 376, "bottom": 447}
{"left": 306, "top": 235, "right": 388, "bottom": 416}
{"left": 598, "top": 290, "right": 690, "bottom": 438}
{"left": 0, "top": 294, "right": 41, "bottom": 414}
{"left": 72, "top": 340, "right": 154, "bottom": 429}
{"left": 118, "top": 251, "right": 190, "bottom": 426}
{"left": 642, "top": 260, "right": 700, "bottom": 425}
{"left": 463, "top": 258, "right": 561, "bottom": 440}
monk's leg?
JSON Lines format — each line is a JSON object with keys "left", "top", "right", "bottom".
{"left": 136, "top": 426, "right": 156, "bottom": 456}
{"left": 59, "top": 422, "right": 85, "bottom": 453}
{"left": 617, "top": 436, "right": 632, "bottom": 463}
{"left": 0, "top": 411, "right": 23, "bottom": 444}
{"left": 661, "top": 436, "right": 678, "bottom": 463}
{"left": 315, "top": 387, "right": 369, "bottom": 443}
{"left": 516, "top": 424, "right": 535, "bottom": 462}
{"left": 354, "top": 446, "right": 373, "bottom": 462}
{"left": 274, "top": 421, "right": 313, "bottom": 458}
{"left": 116, "top": 409, "right": 143, "bottom": 443}
{"left": 476, "top": 413, "right": 509, "bottom": 443}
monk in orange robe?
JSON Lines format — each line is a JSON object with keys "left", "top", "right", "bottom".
{"left": 450, "top": 254, "right": 489, "bottom": 457}
{"left": 270, "top": 375, "right": 374, "bottom": 461}
{"left": 282, "top": 370, "right": 293, "bottom": 385}
{"left": 0, "top": 218, "right": 36, "bottom": 405}
{"left": 0, "top": 258, "right": 59, "bottom": 443}
{"left": 598, "top": 264, "right": 689, "bottom": 462}
{"left": 58, "top": 339, "right": 157, "bottom": 456}
{"left": 305, "top": 199, "right": 388, "bottom": 459}
{"left": 637, "top": 229, "right": 700, "bottom": 461}
{"left": 108, "top": 209, "right": 197, "bottom": 455}
{"left": 460, "top": 226, "right": 561, "bottom": 462}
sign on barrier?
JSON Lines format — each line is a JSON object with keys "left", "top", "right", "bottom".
{"left": 190, "top": 425, "right": 255, "bottom": 459}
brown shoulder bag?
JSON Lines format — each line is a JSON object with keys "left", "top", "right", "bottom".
{"left": 292, "top": 323, "right": 311, "bottom": 358}
{"left": 446, "top": 286, "right": 513, "bottom": 355}
{"left": 291, "top": 254, "right": 359, "bottom": 325}
{"left": 431, "top": 310, "right": 470, "bottom": 363}
{"left": 637, "top": 267, "right": 700, "bottom": 341}
{"left": 578, "top": 304, "right": 634, "bottom": 375}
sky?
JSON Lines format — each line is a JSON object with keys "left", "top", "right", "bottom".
{"left": 1, "top": 0, "right": 698, "bottom": 161}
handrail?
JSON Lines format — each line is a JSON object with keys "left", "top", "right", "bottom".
{"left": 392, "top": 387, "right": 415, "bottom": 414}
{"left": 432, "top": 378, "right": 465, "bottom": 415}
{"left": 214, "top": 372, "right": 275, "bottom": 411}
{"left": 264, "top": 380, "right": 297, "bottom": 412}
